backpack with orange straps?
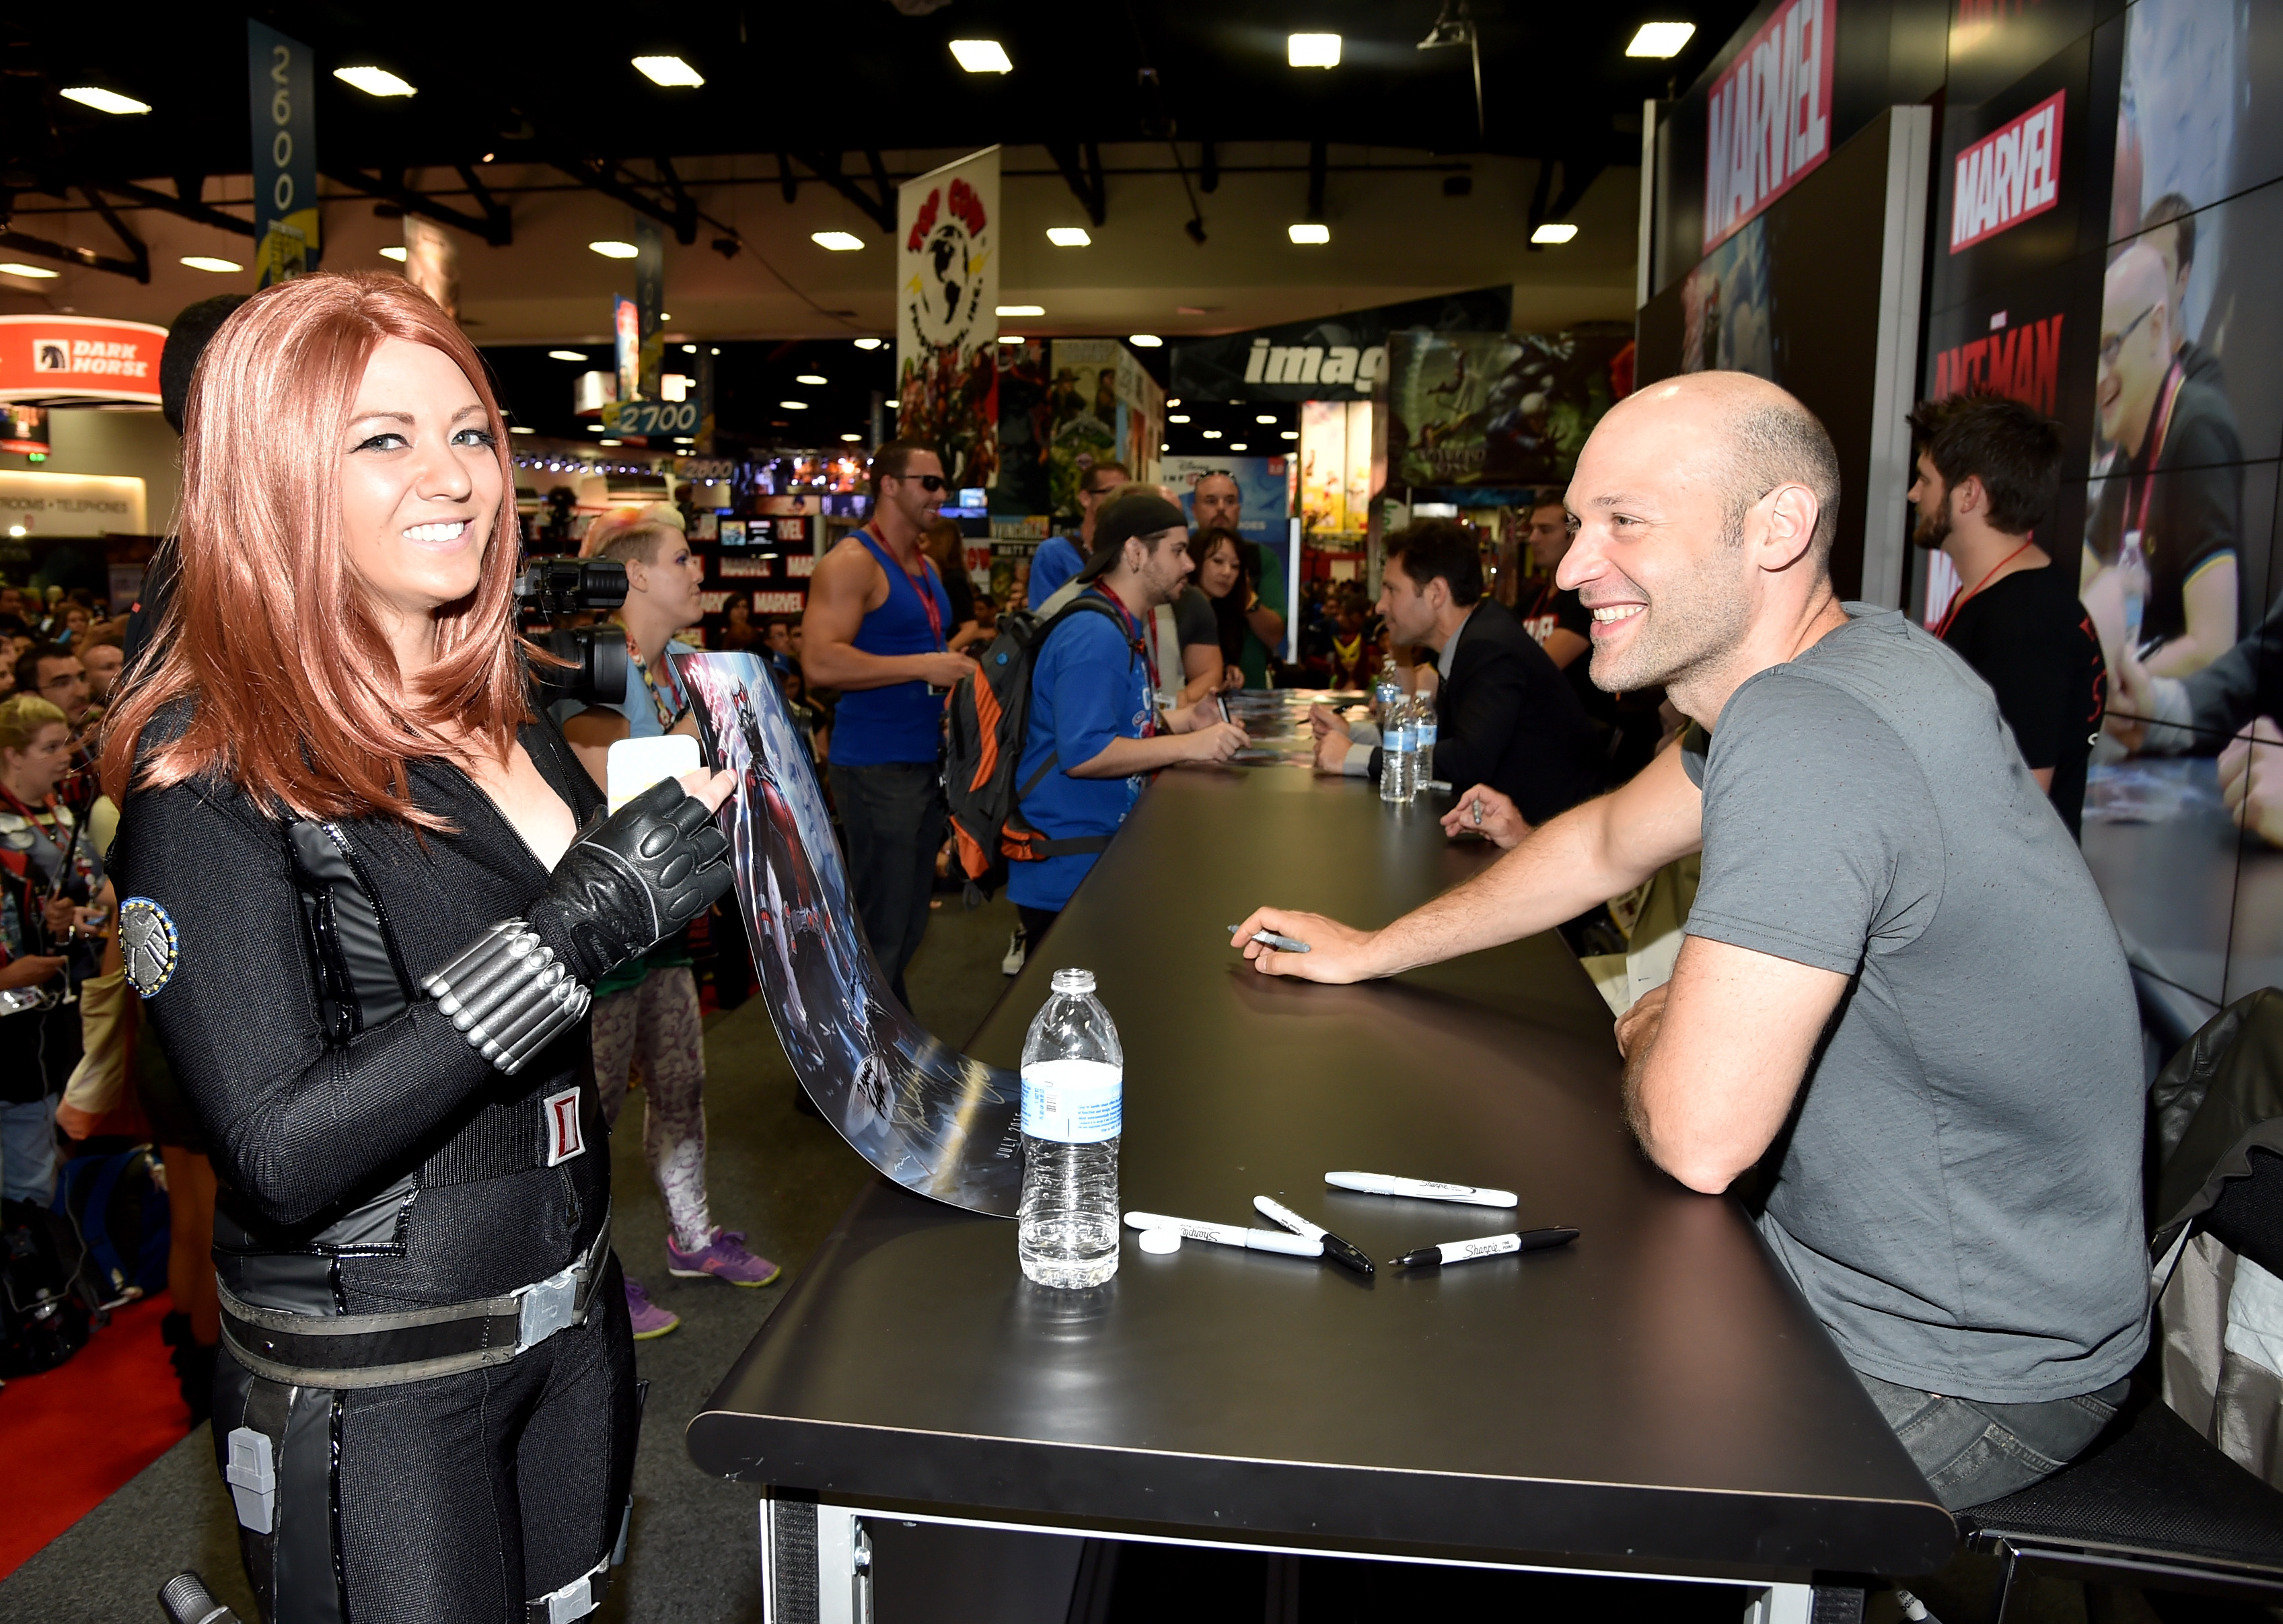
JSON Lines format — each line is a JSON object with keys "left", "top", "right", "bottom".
{"left": 943, "top": 590, "right": 1133, "bottom": 901}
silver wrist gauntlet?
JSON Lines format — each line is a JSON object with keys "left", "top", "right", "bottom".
{"left": 423, "top": 920, "right": 591, "bottom": 1075}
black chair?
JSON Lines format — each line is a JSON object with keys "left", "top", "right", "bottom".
{"left": 1957, "top": 1143, "right": 2283, "bottom": 1619}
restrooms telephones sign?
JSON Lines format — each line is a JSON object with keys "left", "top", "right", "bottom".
{"left": 1702, "top": 0, "right": 1837, "bottom": 252}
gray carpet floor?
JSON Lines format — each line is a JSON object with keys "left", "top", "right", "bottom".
{"left": 0, "top": 891, "right": 1023, "bottom": 1624}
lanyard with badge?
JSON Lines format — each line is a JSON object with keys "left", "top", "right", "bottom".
{"left": 865, "top": 525, "right": 946, "bottom": 651}
{"left": 1090, "top": 580, "right": 1159, "bottom": 739}
{"left": 2119, "top": 363, "right": 2186, "bottom": 595}
{"left": 619, "top": 624, "right": 686, "bottom": 733}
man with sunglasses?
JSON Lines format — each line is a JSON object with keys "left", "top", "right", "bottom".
{"left": 1027, "top": 459, "right": 1130, "bottom": 610}
{"left": 803, "top": 441, "right": 980, "bottom": 1007}
{"left": 2084, "top": 242, "right": 2242, "bottom": 679}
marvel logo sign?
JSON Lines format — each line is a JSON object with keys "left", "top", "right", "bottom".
{"left": 1703, "top": 0, "right": 1836, "bottom": 252}
{"left": 1950, "top": 92, "right": 2065, "bottom": 253}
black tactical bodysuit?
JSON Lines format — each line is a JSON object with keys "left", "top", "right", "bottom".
{"left": 112, "top": 712, "right": 634, "bottom": 1624}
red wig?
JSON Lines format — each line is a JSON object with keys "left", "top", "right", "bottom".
{"left": 102, "top": 273, "right": 531, "bottom": 827}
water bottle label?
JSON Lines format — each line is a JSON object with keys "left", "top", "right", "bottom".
{"left": 1389, "top": 727, "right": 1414, "bottom": 751}
{"left": 1021, "top": 1058, "right": 1122, "bottom": 1144}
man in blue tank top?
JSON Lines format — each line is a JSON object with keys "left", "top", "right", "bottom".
{"left": 802, "top": 441, "right": 979, "bottom": 1007}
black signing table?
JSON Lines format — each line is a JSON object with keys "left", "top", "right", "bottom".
{"left": 688, "top": 770, "right": 1953, "bottom": 1622}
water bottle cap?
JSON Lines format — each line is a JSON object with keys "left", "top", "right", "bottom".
{"left": 1050, "top": 967, "right": 1096, "bottom": 995}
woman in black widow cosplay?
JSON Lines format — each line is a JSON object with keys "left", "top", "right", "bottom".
{"left": 102, "top": 273, "right": 733, "bottom": 1624}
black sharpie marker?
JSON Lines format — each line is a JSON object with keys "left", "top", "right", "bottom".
{"left": 1391, "top": 1226, "right": 1579, "bottom": 1269}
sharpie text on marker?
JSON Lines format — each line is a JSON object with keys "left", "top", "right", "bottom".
{"left": 1391, "top": 1227, "right": 1581, "bottom": 1269}
{"left": 1325, "top": 1171, "right": 1519, "bottom": 1208}
{"left": 1122, "top": 1211, "right": 1322, "bottom": 1257}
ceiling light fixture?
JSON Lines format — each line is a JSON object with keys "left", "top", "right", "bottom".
{"left": 0, "top": 262, "right": 59, "bottom": 279}
{"left": 1280, "top": 430, "right": 1299, "bottom": 440}
{"left": 1531, "top": 222, "right": 1579, "bottom": 244}
{"left": 1128, "top": 334, "right": 1163, "bottom": 348}
{"left": 379, "top": 245, "right": 408, "bottom": 262}
{"left": 681, "top": 343, "right": 698, "bottom": 353}
{"left": 1202, "top": 429, "right": 1223, "bottom": 439}
{"left": 1255, "top": 414, "right": 1277, "bottom": 425}
{"left": 510, "top": 426, "right": 535, "bottom": 435}
{"left": 1231, "top": 442, "right": 1249, "bottom": 451}
{"left": 780, "top": 400, "right": 809, "bottom": 410}
{"left": 589, "top": 239, "right": 639, "bottom": 258}
{"left": 796, "top": 373, "right": 828, "bottom": 385}
{"left": 632, "top": 54, "right": 705, "bottom": 87}
{"left": 996, "top": 303, "right": 1045, "bottom": 318}
{"left": 180, "top": 256, "right": 242, "bottom": 273}
{"left": 1167, "top": 397, "right": 1182, "bottom": 407}
{"left": 1288, "top": 223, "right": 1330, "bottom": 244}
{"left": 1167, "top": 414, "right": 1191, "bottom": 423}
{"left": 949, "top": 39, "right": 1013, "bottom": 73}
{"left": 854, "top": 337, "right": 884, "bottom": 349}
{"left": 998, "top": 336, "right": 1023, "bottom": 345}
{"left": 599, "top": 438, "right": 623, "bottom": 446}
{"left": 548, "top": 350, "right": 589, "bottom": 362}
{"left": 1626, "top": 22, "right": 1697, "bottom": 57}
{"left": 811, "top": 231, "right": 865, "bottom": 252}
{"left": 333, "top": 66, "right": 416, "bottom": 98}
{"left": 1046, "top": 227, "right": 1092, "bottom": 248}
{"left": 587, "top": 424, "right": 606, "bottom": 433}
{"left": 61, "top": 86, "right": 149, "bottom": 115}
{"left": 1287, "top": 33, "right": 1342, "bottom": 68}
{"left": 842, "top": 433, "right": 864, "bottom": 442}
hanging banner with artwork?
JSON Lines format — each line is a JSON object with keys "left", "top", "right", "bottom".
{"left": 401, "top": 217, "right": 460, "bottom": 322}
{"left": 1168, "top": 287, "right": 1511, "bottom": 406}
{"left": 676, "top": 650, "right": 1021, "bottom": 1216}
{"left": 1384, "top": 329, "right": 1636, "bottom": 489}
{"left": 1042, "top": 338, "right": 1163, "bottom": 518}
{"left": 897, "top": 147, "right": 1000, "bottom": 492}
{"left": 246, "top": 20, "right": 320, "bottom": 286}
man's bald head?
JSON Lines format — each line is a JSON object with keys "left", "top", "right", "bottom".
{"left": 2099, "top": 244, "right": 2175, "bottom": 453}
{"left": 1558, "top": 371, "right": 1844, "bottom": 708}
{"left": 1601, "top": 373, "right": 1843, "bottom": 570}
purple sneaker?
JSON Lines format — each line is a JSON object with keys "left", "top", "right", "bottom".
{"left": 665, "top": 1228, "right": 783, "bottom": 1288}
{"left": 624, "top": 1275, "right": 680, "bottom": 1340}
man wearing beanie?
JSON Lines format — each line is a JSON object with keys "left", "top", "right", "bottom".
{"left": 1009, "top": 487, "right": 1251, "bottom": 943}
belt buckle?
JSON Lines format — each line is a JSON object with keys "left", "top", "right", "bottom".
{"left": 516, "top": 1263, "right": 581, "bottom": 1352}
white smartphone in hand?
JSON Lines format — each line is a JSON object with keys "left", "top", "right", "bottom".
{"left": 606, "top": 734, "right": 702, "bottom": 815}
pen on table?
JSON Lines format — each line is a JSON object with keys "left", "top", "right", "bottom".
{"left": 1422, "top": 779, "right": 1453, "bottom": 793}
{"left": 1229, "top": 925, "right": 1311, "bottom": 954}
{"left": 1391, "top": 1227, "right": 1580, "bottom": 1269}
{"left": 1324, "top": 1171, "right": 1518, "bottom": 1208}
{"left": 1123, "top": 1212, "right": 1322, "bottom": 1257}
{"left": 1253, "top": 1195, "right": 1375, "bottom": 1276}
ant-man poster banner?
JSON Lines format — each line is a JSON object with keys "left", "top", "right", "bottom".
{"left": 674, "top": 650, "right": 1023, "bottom": 1216}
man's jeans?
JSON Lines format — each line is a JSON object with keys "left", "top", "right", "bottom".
{"left": 828, "top": 761, "right": 945, "bottom": 1010}
{"left": 2, "top": 1094, "right": 58, "bottom": 1205}
{"left": 1856, "top": 1369, "right": 2130, "bottom": 1510}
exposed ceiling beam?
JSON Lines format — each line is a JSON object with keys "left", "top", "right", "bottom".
{"left": 1045, "top": 142, "right": 1106, "bottom": 228}
{"left": 320, "top": 165, "right": 512, "bottom": 248}
{"left": 92, "top": 178, "right": 256, "bottom": 239}
{"left": 77, "top": 186, "right": 150, "bottom": 283}
{"left": 0, "top": 223, "right": 144, "bottom": 280}
{"left": 782, "top": 151, "right": 895, "bottom": 235}
{"left": 544, "top": 153, "right": 696, "bottom": 244}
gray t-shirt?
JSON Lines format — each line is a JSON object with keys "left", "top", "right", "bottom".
{"left": 1681, "top": 604, "right": 2146, "bottom": 1403}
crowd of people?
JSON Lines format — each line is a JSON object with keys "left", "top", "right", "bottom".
{"left": 0, "top": 256, "right": 2237, "bottom": 1619}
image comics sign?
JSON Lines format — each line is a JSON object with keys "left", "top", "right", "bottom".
{"left": 674, "top": 651, "right": 1023, "bottom": 1216}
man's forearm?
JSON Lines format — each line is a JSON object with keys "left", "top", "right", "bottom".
{"left": 801, "top": 641, "right": 930, "bottom": 691}
{"left": 1069, "top": 734, "right": 1200, "bottom": 777}
{"left": 1367, "top": 747, "right": 1701, "bottom": 975}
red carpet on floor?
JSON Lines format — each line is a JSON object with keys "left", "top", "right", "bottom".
{"left": 0, "top": 1290, "right": 192, "bottom": 1580}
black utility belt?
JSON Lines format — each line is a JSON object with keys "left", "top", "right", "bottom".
{"left": 217, "top": 1210, "right": 610, "bottom": 1389}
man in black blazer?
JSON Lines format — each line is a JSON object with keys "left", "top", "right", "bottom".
{"left": 1313, "top": 520, "right": 1605, "bottom": 824}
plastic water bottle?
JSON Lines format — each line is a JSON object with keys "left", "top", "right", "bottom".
{"left": 1410, "top": 698, "right": 1438, "bottom": 802}
{"left": 1372, "top": 658, "right": 1402, "bottom": 727}
{"left": 2119, "top": 530, "right": 2149, "bottom": 653}
{"left": 1019, "top": 969, "right": 1124, "bottom": 1289}
{"left": 1381, "top": 696, "right": 1416, "bottom": 803}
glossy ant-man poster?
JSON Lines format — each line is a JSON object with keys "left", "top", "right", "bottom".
{"left": 675, "top": 650, "right": 1023, "bottom": 1216}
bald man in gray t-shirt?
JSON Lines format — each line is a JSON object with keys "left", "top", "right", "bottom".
{"left": 1233, "top": 373, "right": 2147, "bottom": 1510}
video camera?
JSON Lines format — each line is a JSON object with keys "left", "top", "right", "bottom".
{"left": 516, "top": 556, "right": 628, "bottom": 712}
